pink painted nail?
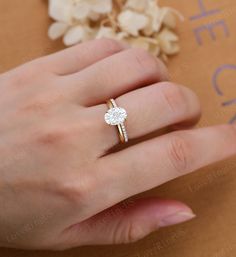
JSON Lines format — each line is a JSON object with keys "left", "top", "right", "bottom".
{"left": 159, "top": 211, "right": 196, "bottom": 228}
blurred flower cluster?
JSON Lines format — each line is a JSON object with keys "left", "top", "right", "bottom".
{"left": 48, "top": 0, "right": 183, "bottom": 61}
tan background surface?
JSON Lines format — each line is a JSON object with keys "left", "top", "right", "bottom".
{"left": 0, "top": 0, "right": 235, "bottom": 256}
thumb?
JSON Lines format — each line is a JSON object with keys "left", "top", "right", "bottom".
{"left": 61, "top": 198, "right": 196, "bottom": 249}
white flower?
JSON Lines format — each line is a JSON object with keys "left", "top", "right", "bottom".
{"left": 118, "top": 10, "right": 149, "bottom": 36}
{"left": 162, "top": 9, "right": 177, "bottom": 29}
{"left": 95, "top": 27, "right": 116, "bottom": 39}
{"left": 48, "top": 22, "right": 69, "bottom": 40}
{"left": 63, "top": 25, "right": 92, "bottom": 46}
{"left": 49, "top": 0, "right": 74, "bottom": 23}
{"left": 143, "top": 0, "right": 164, "bottom": 35}
{"left": 95, "top": 27, "right": 127, "bottom": 40}
{"left": 87, "top": 0, "right": 112, "bottom": 14}
{"left": 49, "top": 0, "right": 112, "bottom": 23}
{"left": 72, "top": 0, "right": 112, "bottom": 20}
{"left": 158, "top": 28, "right": 180, "bottom": 55}
{"left": 48, "top": 0, "right": 183, "bottom": 62}
{"left": 162, "top": 7, "right": 185, "bottom": 29}
{"left": 125, "top": 0, "right": 149, "bottom": 12}
{"left": 127, "top": 36, "right": 160, "bottom": 56}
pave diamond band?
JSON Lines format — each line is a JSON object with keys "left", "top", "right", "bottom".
{"left": 105, "top": 99, "right": 128, "bottom": 143}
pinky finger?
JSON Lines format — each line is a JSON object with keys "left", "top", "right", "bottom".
{"left": 93, "top": 124, "right": 236, "bottom": 212}
{"left": 58, "top": 198, "right": 195, "bottom": 249}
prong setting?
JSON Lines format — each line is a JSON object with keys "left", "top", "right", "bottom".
{"left": 104, "top": 107, "right": 127, "bottom": 126}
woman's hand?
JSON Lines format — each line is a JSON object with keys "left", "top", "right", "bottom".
{"left": 0, "top": 39, "right": 235, "bottom": 250}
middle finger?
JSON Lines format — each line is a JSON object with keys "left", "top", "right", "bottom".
{"left": 61, "top": 48, "right": 169, "bottom": 106}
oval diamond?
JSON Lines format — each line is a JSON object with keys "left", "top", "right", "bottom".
{"left": 104, "top": 107, "right": 127, "bottom": 126}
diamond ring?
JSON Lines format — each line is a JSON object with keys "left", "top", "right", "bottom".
{"left": 104, "top": 99, "right": 128, "bottom": 143}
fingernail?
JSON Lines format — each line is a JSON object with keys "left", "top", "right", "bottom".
{"left": 159, "top": 211, "right": 196, "bottom": 228}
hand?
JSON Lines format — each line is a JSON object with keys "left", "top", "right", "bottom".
{"left": 0, "top": 39, "right": 235, "bottom": 250}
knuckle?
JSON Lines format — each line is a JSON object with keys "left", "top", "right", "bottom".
{"left": 112, "top": 221, "right": 145, "bottom": 244}
{"left": 55, "top": 171, "right": 93, "bottom": 206}
{"left": 22, "top": 97, "right": 49, "bottom": 113}
{"left": 35, "top": 116, "right": 93, "bottom": 148}
{"left": 159, "top": 82, "right": 188, "bottom": 117}
{"left": 96, "top": 38, "right": 126, "bottom": 54}
{"left": 128, "top": 48, "right": 169, "bottom": 81}
{"left": 57, "top": 181, "right": 83, "bottom": 205}
{"left": 21, "top": 90, "right": 64, "bottom": 113}
{"left": 36, "top": 126, "right": 71, "bottom": 146}
{"left": 125, "top": 223, "right": 146, "bottom": 243}
{"left": 167, "top": 134, "right": 191, "bottom": 174}
{"left": 75, "top": 116, "right": 94, "bottom": 138}
{"left": 128, "top": 48, "right": 160, "bottom": 79}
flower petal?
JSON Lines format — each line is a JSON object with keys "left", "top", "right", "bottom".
{"left": 48, "top": 22, "right": 68, "bottom": 40}
{"left": 118, "top": 10, "right": 149, "bottom": 36}
{"left": 125, "top": 0, "right": 149, "bottom": 12}
{"left": 91, "top": 0, "right": 113, "bottom": 14}
{"left": 73, "top": 2, "right": 90, "bottom": 20}
{"left": 63, "top": 25, "right": 89, "bottom": 46}
{"left": 49, "top": 0, "right": 73, "bottom": 23}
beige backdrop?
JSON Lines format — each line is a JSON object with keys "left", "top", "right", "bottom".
{"left": 0, "top": 0, "right": 235, "bottom": 256}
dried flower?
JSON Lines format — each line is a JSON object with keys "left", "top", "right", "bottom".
{"left": 48, "top": 0, "right": 184, "bottom": 61}
{"left": 118, "top": 10, "right": 149, "bottom": 36}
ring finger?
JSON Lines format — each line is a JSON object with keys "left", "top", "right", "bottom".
{"left": 90, "top": 81, "right": 201, "bottom": 152}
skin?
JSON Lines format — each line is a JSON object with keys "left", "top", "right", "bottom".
{"left": 0, "top": 38, "right": 235, "bottom": 250}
